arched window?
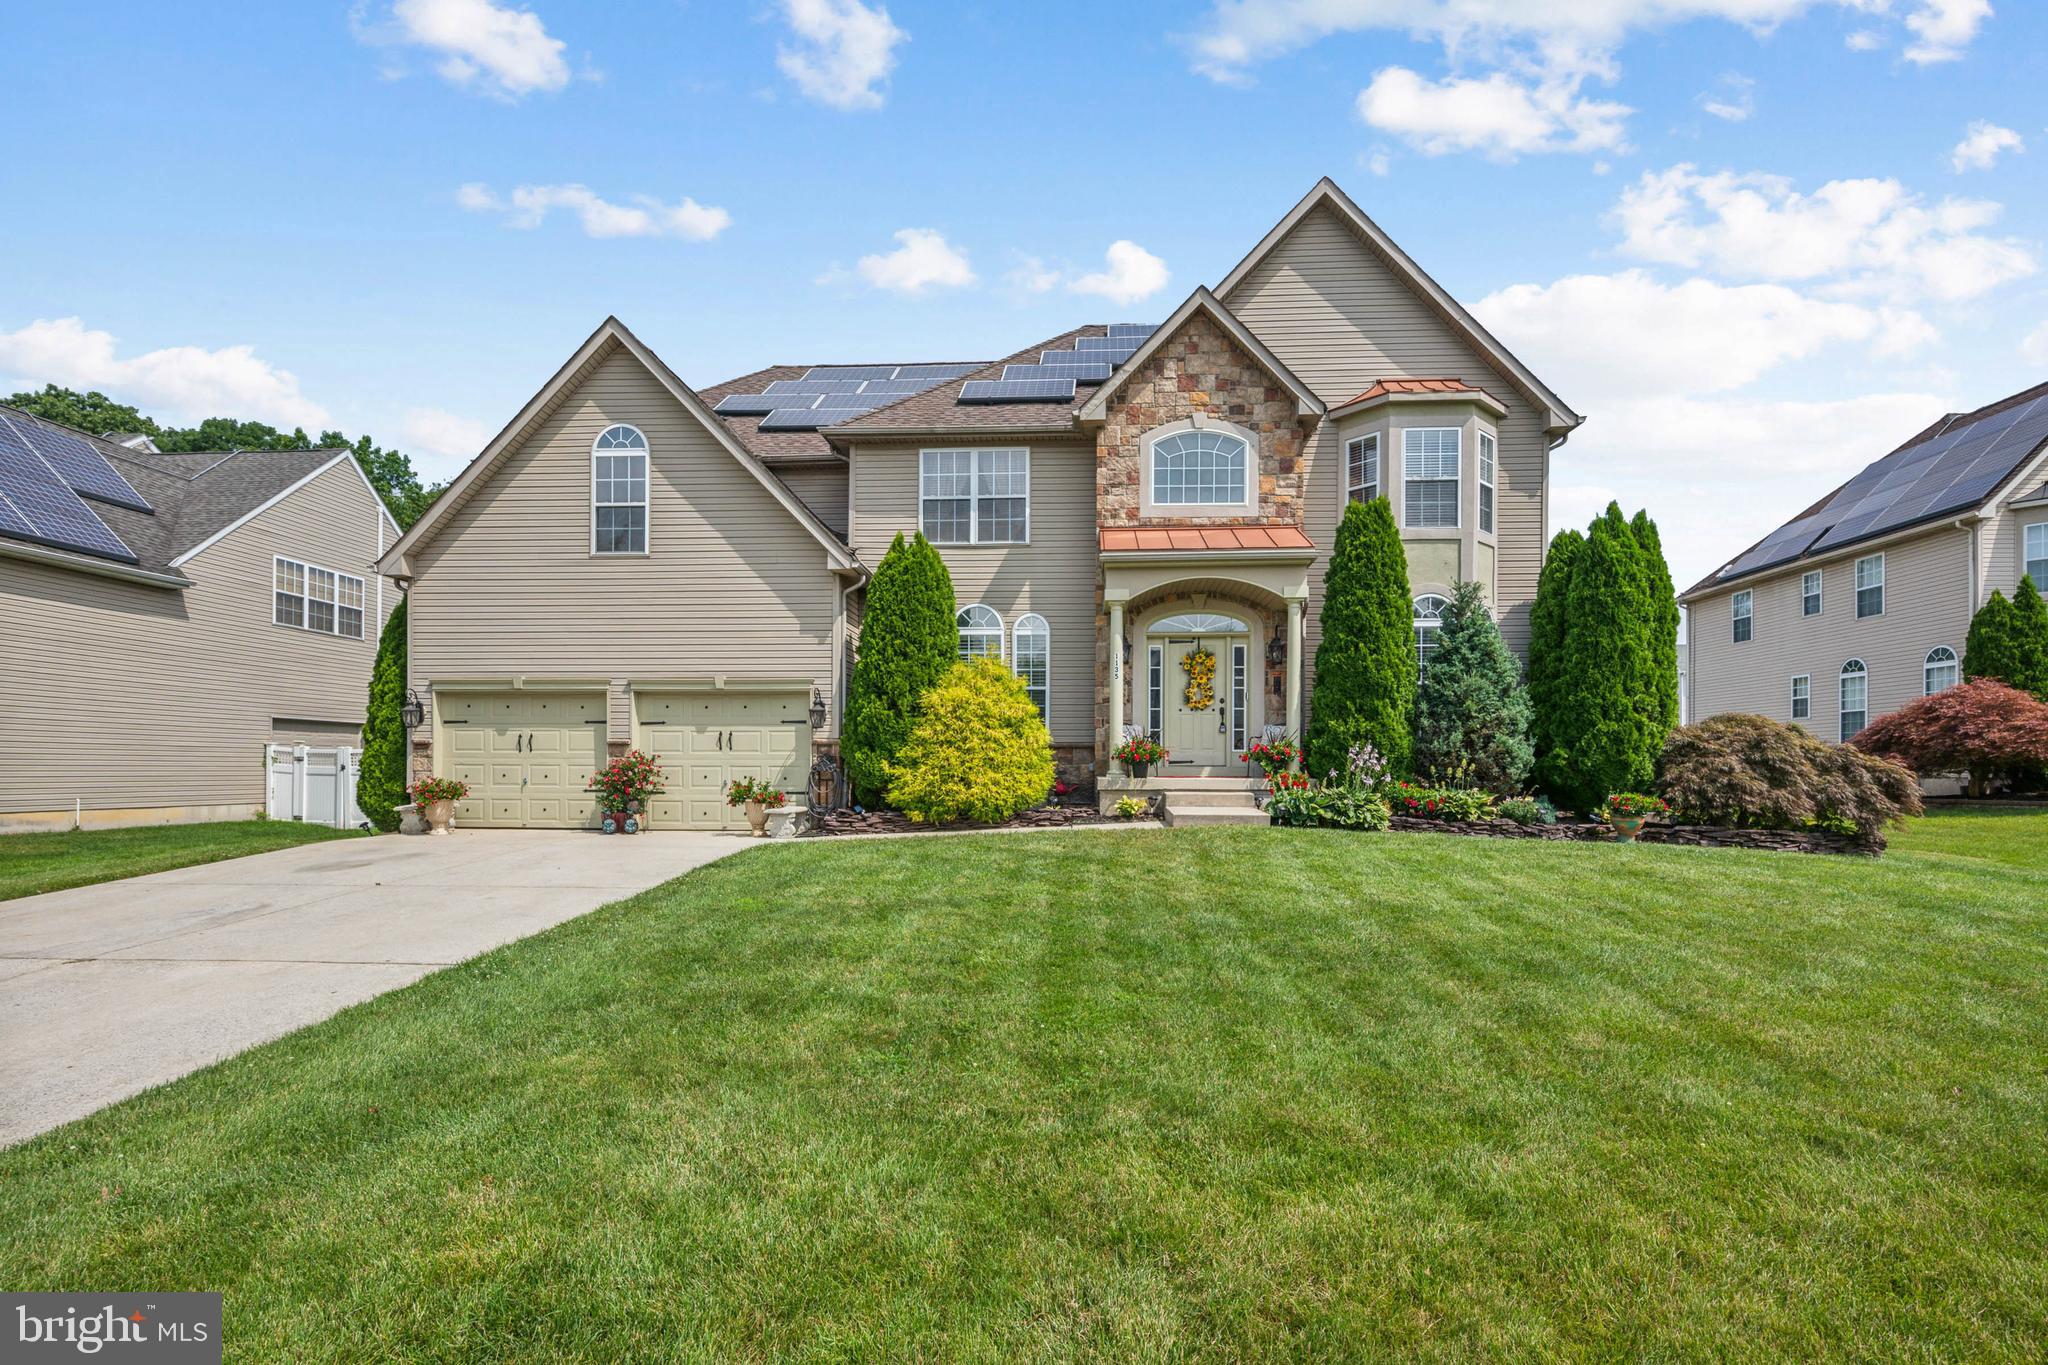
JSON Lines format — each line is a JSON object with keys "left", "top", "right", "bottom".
{"left": 1414, "top": 594, "right": 1449, "bottom": 680}
{"left": 1148, "top": 613, "right": 1248, "bottom": 635}
{"left": 1924, "top": 645, "right": 1958, "bottom": 695}
{"left": 1150, "top": 428, "right": 1249, "bottom": 507}
{"left": 1839, "top": 659, "right": 1868, "bottom": 742}
{"left": 592, "top": 424, "right": 649, "bottom": 554}
{"left": 956, "top": 604, "right": 1002, "bottom": 660}
{"left": 1013, "top": 614, "right": 1050, "bottom": 720}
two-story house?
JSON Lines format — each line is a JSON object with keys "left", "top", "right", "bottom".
{"left": 1682, "top": 381, "right": 2048, "bottom": 741}
{"left": 375, "top": 179, "right": 1582, "bottom": 829}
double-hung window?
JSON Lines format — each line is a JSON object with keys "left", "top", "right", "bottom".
{"left": 1732, "top": 589, "right": 1753, "bottom": 643}
{"left": 1477, "top": 431, "right": 1496, "bottom": 534}
{"left": 921, "top": 449, "right": 1028, "bottom": 544}
{"left": 2027, "top": 522, "right": 2048, "bottom": 586}
{"left": 1802, "top": 570, "right": 1822, "bottom": 616}
{"left": 1790, "top": 674, "right": 1810, "bottom": 720}
{"left": 307, "top": 566, "right": 337, "bottom": 634}
{"left": 1839, "top": 660, "right": 1868, "bottom": 741}
{"left": 1345, "top": 434, "right": 1379, "bottom": 505}
{"left": 274, "top": 558, "right": 307, "bottom": 628}
{"left": 592, "top": 424, "right": 649, "bottom": 555}
{"left": 337, "top": 574, "right": 365, "bottom": 639}
{"left": 1403, "top": 428, "right": 1460, "bottom": 528}
{"left": 1855, "top": 553, "right": 1884, "bottom": 618}
{"left": 274, "top": 557, "right": 367, "bottom": 639}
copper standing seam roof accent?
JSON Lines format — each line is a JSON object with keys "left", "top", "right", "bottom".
{"left": 1099, "top": 525, "right": 1316, "bottom": 553}
{"left": 1341, "top": 378, "right": 1483, "bottom": 404}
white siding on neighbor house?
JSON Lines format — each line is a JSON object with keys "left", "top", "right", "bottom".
{"left": 0, "top": 458, "right": 395, "bottom": 817}
{"left": 1687, "top": 525, "right": 1974, "bottom": 739}
{"left": 848, "top": 439, "right": 1097, "bottom": 745}
{"left": 406, "top": 346, "right": 842, "bottom": 747}
{"left": 1224, "top": 202, "right": 1552, "bottom": 661}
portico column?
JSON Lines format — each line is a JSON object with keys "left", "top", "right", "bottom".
{"left": 1284, "top": 597, "right": 1304, "bottom": 758}
{"left": 1107, "top": 600, "right": 1126, "bottom": 774}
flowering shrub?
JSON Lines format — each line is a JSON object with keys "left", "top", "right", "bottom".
{"left": 1111, "top": 735, "right": 1168, "bottom": 767}
{"left": 725, "top": 776, "right": 787, "bottom": 809}
{"left": 1498, "top": 795, "right": 1554, "bottom": 826}
{"left": 408, "top": 776, "right": 468, "bottom": 805}
{"left": 1388, "top": 783, "right": 1495, "bottom": 822}
{"left": 1113, "top": 795, "right": 1149, "bottom": 820}
{"left": 587, "top": 749, "right": 666, "bottom": 809}
{"left": 1334, "top": 742, "right": 1392, "bottom": 794}
{"left": 1603, "top": 791, "right": 1668, "bottom": 820}
{"left": 1267, "top": 770, "right": 1312, "bottom": 794}
{"left": 1241, "top": 738, "right": 1301, "bottom": 777}
{"left": 887, "top": 658, "right": 1055, "bottom": 824}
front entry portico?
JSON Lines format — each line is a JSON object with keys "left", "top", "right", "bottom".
{"left": 1151, "top": 617, "right": 1251, "bottom": 773}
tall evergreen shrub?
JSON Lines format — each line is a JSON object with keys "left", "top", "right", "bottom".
{"left": 843, "top": 533, "right": 957, "bottom": 806}
{"left": 358, "top": 597, "right": 409, "bottom": 832}
{"left": 1305, "top": 498, "right": 1415, "bottom": 778}
{"left": 1964, "top": 589, "right": 2022, "bottom": 688}
{"left": 1412, "top": 579, "right": 1534, "bottom": 793}
{"left": 1545, "top": 505, "right": 1661, "bottom": 811}
{"left": 2010, "top": 575, "right": 2048, "bottom": 701}
{"left": 1631, "top": 509, "right": 1681, "bottom": 733}
{"left": 1527, "top": 529, "right": 1583, "bottom": 795}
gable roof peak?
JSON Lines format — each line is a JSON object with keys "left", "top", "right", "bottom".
{"left": 1074, "top": 286, "right": 1323, "bottom": 424}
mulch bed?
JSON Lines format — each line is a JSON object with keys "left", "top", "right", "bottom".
{"left": 1386, "top": 814, "right": 1883, "bottom": 856}
{"left": 811, "top": 800, "right": 1119, "bottom": 837}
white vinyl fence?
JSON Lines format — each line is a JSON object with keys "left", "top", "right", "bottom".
{"left": 265, "top": 745, "right": 370, "bottom": 828}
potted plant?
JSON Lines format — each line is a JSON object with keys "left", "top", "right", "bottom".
{"left": 1602, "top": 791, "right": 1668, "bottom": 843}
{"left": 407, "top": 776, "right": 468, "bottom": 835}
{"left": 1241, "top": 737, "right": 1302, "bottom": 778}
{"left": 1111, "top": 735, "right": 1168, "bottom": 779}
{"left": 587, "top": 750, "right": 666, "bottom": 834}
{"left": 726, "top": 776, "right": 787, "bottom": 836}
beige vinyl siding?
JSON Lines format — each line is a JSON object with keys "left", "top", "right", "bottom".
{"left": 1224, "top": 202, "right": 1550, "bottom": 657}
{"left": 1687, "top": 525, "right": 1974, "bottom": 737}
{"left": 0, "top": 458, "right": 394, "bottom": 818}
{"left": 1983, "top": 498, "right": 2048, "bottom": 595}
{"left": 406, "top": 348, "right": 840, "bottom": 746}
{"left": 772, "top": 463, "right": 849, "bottom": 538}
{"left": 849, "top": 439, "right": 1097, "bottom": 745}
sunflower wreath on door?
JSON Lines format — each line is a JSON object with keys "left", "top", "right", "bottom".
{"left": 1182, "top": 646, "right": 1218, "bottom": 709}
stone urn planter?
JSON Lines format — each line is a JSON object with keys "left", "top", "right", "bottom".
{"left": 765, "top": 808, "right": 805, "bottom": 839}
{"left": 424, "top": 798, "right": 455, "bottom": 835}
{"left": 744, "top": 798, "right": 769, "bottom": 837}
{"left": 407, "top": 778, "right": 468, "bottom": 837}
{"left": 1607, "top": 813, "right": 1645, "bottom": 844}
{"left": 1601, "top": 794, "right": 1667, "bottom": 845}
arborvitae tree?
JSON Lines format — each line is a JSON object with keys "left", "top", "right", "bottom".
{"left": 1412, "top": 579, "right": 1534, "bottom": 793}
{"left": 843, "top": 532, "right": 957, "bottom": 806}
{"left": 1545, "top": 505, "right": 1660, "bottom": 812}
{"left": 1306, "top": 497, "right": 1415, "bottom": 778}
{"left": 2010, "top": 575, "right": 2048, "bottom": 701}
{"left": 358, "top": 597, "right": 409, "bottom": 832}
{"left": 1631, "top": 509, "right": 1681, "bottom": 734}
{"left": 1527, "top": 529, "right": 1584, "bottom": 796}
{"left": 1964, "top": 589, "right": 2022, "bottom": 688}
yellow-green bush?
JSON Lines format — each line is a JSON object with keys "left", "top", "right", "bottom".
{"left": 887, "top": 658, "right": 1055, "bottom": 824}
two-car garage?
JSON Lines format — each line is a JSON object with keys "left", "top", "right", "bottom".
{"left": 438, "top": 687, "right": 811, "bottom": 830}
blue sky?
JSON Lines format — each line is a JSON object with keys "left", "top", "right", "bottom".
{"left": 4, "top": 0, "right": 2045, "bottom": 585}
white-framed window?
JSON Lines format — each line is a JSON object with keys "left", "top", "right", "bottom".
{"left": 1477, "top": 430, "right": 1496, "bottom": 535}
{"left": 1802, "top": 570, "right": 1822, "bottom": 617}
{"left": 1732, "top": 589, "right": 1753, "bottom": 643}
{"left": 1839, "top": 659, "right": 1868, "bottom": 741}
{"left": 956, "top": 603, "right": 1003, "bottom": 660}
{"left": 920, "top": 449, "right": 1029, "bottom": 544}
{"left": 307, "top": 565, "right": 337, "bottom": 634}
{"left": 337, "top": 573, "right": 365, "bottom": 639}
{"left": 1790, "top": 674, "right": 1811, "bottom": 720}
{"left": 592, "top": 424, "right": 649, "bottom": 555}
{"left": 1013, "top": 613, "right": 1050, "bottom": 721}
{"left": 1151, "top": 429, "right": 1249, "bottom": 507}
{"left": 1855, "top": 553, "right": 1884, "bottom": 618}
{"left": 1414, "top": 594, "right": 1449, "bottom": 679}
{"left": 1345, "top": 433, "right": 1380, "bottom": 505}
{"left": 2026, "top": 522, "right": 2048, "bottom": 586}
{"left": 274, "top": 557, "right": 307, "bottom": 628}
{"left": 273, "top": 556, "right": 367, "bottom": 638}
{"left": 1403, "top": 428, "right": 1460, "bottom": 528}
{"left": 1924, "top": 645, "right": 1959, "bottom": 694}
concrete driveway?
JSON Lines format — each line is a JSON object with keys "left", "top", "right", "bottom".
{"left": 0, "top": 829, "right": 748, "bottom": 1145}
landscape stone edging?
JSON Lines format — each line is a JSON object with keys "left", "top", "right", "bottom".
{"left": 1383, "top": 814, "right": 1883, "bottom": 855}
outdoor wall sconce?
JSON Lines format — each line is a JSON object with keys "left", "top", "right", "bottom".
{"left": 400, "top": 689, "right": 425, "bottom": 732}
{"left": 1266, "top": 635, "right": 1286, "bottom": 666}
{"left": 810, "top": 687, "right": 828, "bottom": 730}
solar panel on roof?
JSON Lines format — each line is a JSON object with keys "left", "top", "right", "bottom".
{"left": 804, "top": 365, "right": 900, "bottom": 381}
{"left": 0, "top": 425, "right": 139, "bottom": 563}
{"left": 757, "top": 408, "right": 840, "bottom": 431}
{"left": 0, "top": 488, "right": 39, "bottom": 540}
{"left": 857, "top": 380, "right": 927, "bottom": 395}
{"left": 1003, "top": 362, "right": 1112, "bottom": 383}
{"left": 1107, "top": 323, "right": 1156, "bottom": 338}
{"left": 958, "top": 379, "right": 1076, "bottom": 404}
{"left": 1718, "top": 513, "right": 1832, "bottom": 581}
{"left": 715, "top": 393, "right": 814, "bottom": 415}
{"left": 766, "top": 379, "right": 865, "bottom": 395}
{"left": 1, "top": 414, "right": 153, "bottom": 512}
{"left": 893, "top": 364, "right": 980, "bottom": 381}
{"left": 1073, "top": 336, "right": 1138, "bottom": 354}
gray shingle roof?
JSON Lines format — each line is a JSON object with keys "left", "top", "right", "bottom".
{"left": 700, "top": 357, "right": 991, "bottom": 463}
{"left": 829, "top": 326, "right": 1104, "bottom": 436}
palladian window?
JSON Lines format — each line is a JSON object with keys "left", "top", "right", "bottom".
{"left": 1151, "top": 429, "right": 1248, "bottom": 507}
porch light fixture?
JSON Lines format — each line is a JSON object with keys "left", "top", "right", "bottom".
{"left": 809, "top": 687, "right": 828, "bottom": 730}
{"left": 400, "top": 688, "right": 425, "bottom": 732}
{"left": 1266, "top": 636, "right": 1286, "bottom": 666}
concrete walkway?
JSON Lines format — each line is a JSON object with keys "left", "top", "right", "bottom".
{"left": 0, "top": 829, "right": 748, "bottom": 1145}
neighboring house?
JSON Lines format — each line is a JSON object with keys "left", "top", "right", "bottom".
{"left": 376, "top": 178, "right": 1581, "bottom": 830}
{"left": 0, "top": 405, "right": 399, "bottom": 831}
{"left": 1682, "top": 381, "right": 2048, "bottom": 742}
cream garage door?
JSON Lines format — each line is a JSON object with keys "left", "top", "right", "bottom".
{"left": 636, "top": 691, "right": 810, "bottom": 830}
{"left": 439, "top": 691, "right": 605, "bottom": 828}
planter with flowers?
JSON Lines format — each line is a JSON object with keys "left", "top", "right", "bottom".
{"left": 1603, "top": 791, "right": 1669, "bottom": 843}
{"left": 1111, "top": 735, "right": 1168, "bottom": 779}
{"left": 726, "top": 775, "right": 788, "bottom": 836}
{"left": 407, "top": 776, "right": 469, "bottom": 835}
{"left": 587, "top": 749, "right": 666, "bottom": 834}
{"left": 1241, "top": 737, "right": 1302, "bottom": 778}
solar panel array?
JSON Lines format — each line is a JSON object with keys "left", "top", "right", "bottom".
{"left": 712, "top": 361, "right": 982, "bottom": 431}
{"left": 1718, "top": 393, "right": 2048, "bottom": 582}
{"left": 971, "top": 323, "right": 1157, "bottom": 404}
{"left": 960, "top": 379, "right": 1076, "bottom": 404}
{"left": 0, "top": 413, "right": 154, "bottom": 512}
{"left": 0, "top": 419, "right": 140, "bottom": 564}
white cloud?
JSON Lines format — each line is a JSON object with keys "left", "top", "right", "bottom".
{"left": 1613, "top": 164, "right": 2035, "bottom": 302}
{"left": 1845, "top": 27, "right": 1886, "bottom": 50}
{"left": 1067, "top": 241, "right": 1172, "bottom": 306}
{"left": 1006, "top": 255, "right": 1062, "bottom": 294}
{"left": 1365, "top": 145, "right": 1392, "bottom": 176}
{"left": 373, "top": 0, "right": 571, "bottom": 99}
{"left": 400, "top": 407, "right": 491, "bottom": 462}
{"left": 776, "top": 0, "right": 906, "bottom": 110}
{"left": 1697, "top": 72, "right": 1755, "bottom": 122}
{"left": 1904, "top": 0, "right": 1992, "bottom": 63}
{"left": 0, "top": 317, "right": 329, "bottom": 430}
{"left": 1357, "top": 66, "right": 1629, "bottom": 158}
{"left": 1950, "top": 120, "right": 2023, "bottom": 172}
{"left": 457, "top": 183, "right": 731, "bottom": 241}
{"left": 854, "top": 228, "right": 975, "bottom": 294}
{"left": 2022, "top": 320, "right": 2048, "bottom": 367}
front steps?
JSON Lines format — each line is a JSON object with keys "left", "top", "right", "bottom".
{"left": 1159, "top": 786, "right": 1267, "bottom": 828}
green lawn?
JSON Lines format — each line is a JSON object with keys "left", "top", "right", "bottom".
{"left": 0, "top": 820, "right": 364, "bottom": 902}
{"left": 2, "top": 815, "right": 2044, "bottom": 1361}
